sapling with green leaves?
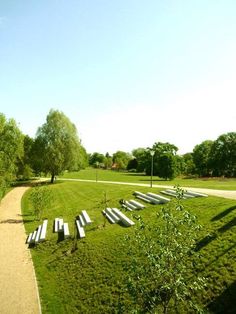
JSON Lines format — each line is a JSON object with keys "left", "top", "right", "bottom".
{"left": 30, "top": 185, "right": 53, "bottom": 220}
{"left": 123, "top": 186, "right": 206, "bottom": 313}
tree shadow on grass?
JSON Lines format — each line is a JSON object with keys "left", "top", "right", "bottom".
{"left": 211, "top": 206, "right": 236, "bottom": 222}
{"left": 218, "top": 217, "right": 236, "bottom": 233}
{"left": 207, "top": 280, "right": 236, "bottom": 314}
{"left": 0, "top": 218, "right": 34, "bottom": 224}
{"left": 195, "top": 233, "right": 217, "bottom": 252}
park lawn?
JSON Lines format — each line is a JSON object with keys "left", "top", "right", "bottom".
{"left": 61, "top": 168, "right": 236, "bottom": 190}
{"left": 22, "top": 181, "right": 236, "bottom": 313}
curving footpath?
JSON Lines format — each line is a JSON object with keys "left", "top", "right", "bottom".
{"left": 0, "top": 187, "right": 41, "bottom": 314}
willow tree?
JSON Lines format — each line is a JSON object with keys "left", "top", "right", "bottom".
{"left": 35, "top": 109, "right": 85, "bottom": 183}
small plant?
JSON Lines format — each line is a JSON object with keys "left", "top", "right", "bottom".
{"left": 122, "top": 186, "right": 206, "bottom": 313}
{"left": 30, "top": 185, "right": 53, "bottom": 220}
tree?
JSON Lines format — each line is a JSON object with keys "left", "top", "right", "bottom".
{"left": 16, "top": 135, "right": 34, "bottom": 180}
{"left": 132, "top": 148, "right": 148, "bottom": 172}
{"left": 210, "top": 132, "right": 236, "bottom": 177}
{"left": 123, "top": 187, "right": 206, "bottom": 313}
{"left": 146, "top": 142, "right": 179, "bottom": 180}
{"left": 34, "top": 109, "right": 85, "bottom": 183}
{"left": 192, "top": 140, "right": 214, "bottom": 176}
{"left": 30, "top": 185, "right": 53, "bottom": 220}
{"left": 89, "top": 152, "right": 106, "bottom": 167}
{"left": 182, "top": 153, "right": 195, "bottom": 176}
{"left": 0, "top": 113, "right": 24, "bottom": 198}
{"left": 112, "top": 151, "right": 131, "bottom": 171}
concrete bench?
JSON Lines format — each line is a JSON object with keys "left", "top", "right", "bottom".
{"left": 103, "top": 210, "right": 116, "bottom": 224}
{"left": 54, "top": 218, "right": 64, "bottom": 232}
{"left": 27, "top": 219, "right": 48, "bottom": 244}
{"left": 134, "top": 191, "right": 160, "bottom": 204}
{"left": 129, "top": 199, "right": 146, "bottom": 209}
{"left": 124, "top": 200, "right": 137, "bottom": 210}
{"left": 63, "top": 222, "right": 70, "bottom": 238}
{"left": 147, "top": 192, "right": 170, "bottom": 203}
{"left": 81, "top": 210, "right": 92, "bottom": 224}
{"left": 185, "top": 190, "right": 208, "bottom": 197}
{"left": 76, "top": 219, "right": 85, "bottom": 238}
{"left": 105, "top": 207, "right": 120, "bottom": 223}
{"left": 111, "top": 208, "right": 135, "bottom": 227}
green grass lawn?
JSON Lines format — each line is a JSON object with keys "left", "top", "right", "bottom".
{"left": 61, "top": 168, "right": 236, "bottom": 190}
{"left": 22, "top": 181, "right": 236, "bottom": 313}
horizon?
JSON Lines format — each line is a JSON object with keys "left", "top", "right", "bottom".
{"left": 1, "top": 1, "right": 235, "bottom": 155}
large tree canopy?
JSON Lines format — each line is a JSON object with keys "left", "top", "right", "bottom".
{"left": 0, "top": 113, "right": 24, "bottom": 198}
{"left": 35, "top": 109, "right": 86, "bottom": 183}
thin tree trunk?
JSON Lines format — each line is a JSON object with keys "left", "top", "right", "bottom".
{"left": 51, "top": 173, "right": 55, "bottom": 183}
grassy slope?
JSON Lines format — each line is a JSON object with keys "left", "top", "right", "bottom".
{"left": 61, "top": 169, "right": 236, "bottom": 190}
{"left": 22, "top": 181, "right": 236, "bottom": 313}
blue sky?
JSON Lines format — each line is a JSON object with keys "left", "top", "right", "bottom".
{"left": 0, "top": 0, "right": 235, "bottom": 155}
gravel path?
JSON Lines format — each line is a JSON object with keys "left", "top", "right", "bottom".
{"left": 0, "top": 187, "right": 41, "bottom": 314}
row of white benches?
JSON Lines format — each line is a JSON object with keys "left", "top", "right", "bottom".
{"left": 160, "top": 189, "right": 208, "bottom": 198}
{"left": 103, "top": 207, "right": 135, "bottom": 227}
{"left": 26, "top": 210, "right": 92, "bottom": 245}
{"left": 134, "top": 191, "right": 170, "bottom": 205}
{"left": 26, "top": 219, "right": 48, "bottom": 244}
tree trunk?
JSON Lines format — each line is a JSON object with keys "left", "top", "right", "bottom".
{"left": 51, "top": 173, "right": 55, "bottom": 183}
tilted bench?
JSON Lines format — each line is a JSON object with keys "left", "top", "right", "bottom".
{"left": 54, "top": 217, "right": 70, "bottom": 238}
{"left": 75, "top": 210, "right": 92, "bottom": 238}
{"left": 26, "top": 219, "right": 48, "bottom": 245}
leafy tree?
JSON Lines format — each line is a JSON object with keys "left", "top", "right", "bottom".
{"left": 182, "top": 152, "right": 195, "bottom": 176}
{"left": 104, "top": 152, "right": 113, "bottom": 169}
{"left": 146, "top": 142, "right": 179, "bottom": 180}
{"left": 132, "top": 148, "right": 148, "bottom": 172}
{"left": 89, "top": 152, "right": 106, "bottom": 167}
{"left": 123, "top": 187, "right": 206, "bottom": 313}
{"left": 210, "top": 132, "right": 236, "bottom": 177}
{"left": 192, "top": 140, "right": 213, "bottom": 177}
{"left": 127, "top": 158, "right": 138, "bottom": 171}
{"left": 34, "top": 109, "right": 85, "bottom": 183}
{"left": 16, "top": 135, "right": 34, "bottom": 179}
{"left": 112, "top": 151, "right": 132, "bottom": 171}
{"left": 0, "top": 113, "right": 24, "bottom": 198}
{"left": 30, "top": 185, "right": 53, "bottom": 220}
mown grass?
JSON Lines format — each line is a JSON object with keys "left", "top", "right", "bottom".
{"left": 22, "top": 181, "right": 236, "bottom": 313}
{"left": 61, "top": 169, "right": 236, "bottom": 190}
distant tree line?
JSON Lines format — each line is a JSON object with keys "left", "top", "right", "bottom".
{"left": 0, "top": 107, "right": 235, "bottom": 201}
{"left": 89, "top": 132, "right": 236, "bottom": 180}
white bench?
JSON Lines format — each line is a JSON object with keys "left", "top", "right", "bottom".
{"left": 63, "top": 222, "right": 70, "bottom": 238}
{"left": 81, "top": 210, "right": 92, "bottom": 224}
{"left": 111, "top": 208, "right": 135, "bottom": 227}
{"left": 129, "top": 199, "right": 146, "bottom": 209}
{"left": 134, "top": 191, "right": 160, "bottom": 205}
{"left": 185, "top": 190, "right": 208, "bottom": 197}
{"left": 76, "top": 219, "right": 85, "bottom": 238}
{"left": 147, "top": 192, "right": 170, "bottom": 203}
{"left": 27, "top": 219, "right": 48, "bottom": 244}
{"left": 105, "top": 208, "right": 120, "bottom": 223}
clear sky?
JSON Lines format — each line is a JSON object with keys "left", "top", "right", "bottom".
{"left": 0, "top": 0, "right": 235, "bottom": 155}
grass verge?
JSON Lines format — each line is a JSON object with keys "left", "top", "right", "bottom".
{"left": 22, "top": 181, "right": 236, "bottom": 313}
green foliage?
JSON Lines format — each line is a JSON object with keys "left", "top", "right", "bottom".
{"left": 210, "top": 132, "right": 236, "bottom": 177}
{"left": 34, "top": 109, "right": 86, "bottom": 182}
{"left": 113, "top": 151, "right": 132, "bottom": 170}
{"left": 29, "top": 185, "right": 53, "bottom": 220}
{"left": 192, "top": 140, "right": 214, "bottom": 176}
{"left": 0, "top": 113, "right": 24, "bottom": 198}
{"left": 123, "top": 187, "right": 206, "bottom": 313}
